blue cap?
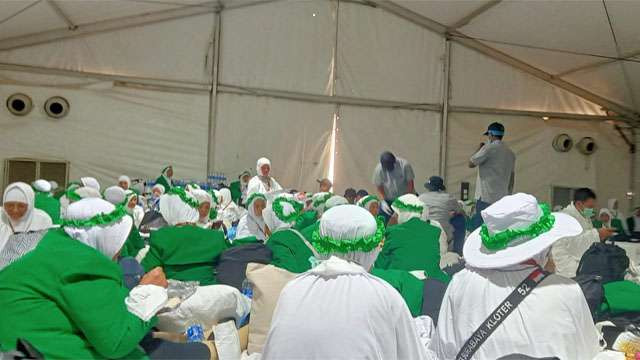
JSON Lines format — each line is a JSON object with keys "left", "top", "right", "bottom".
{"left": 425, "top": 176, "right": 446, "bottom": 191}
{"left": 484, "top": 122, "right": 505, "bottom": 136}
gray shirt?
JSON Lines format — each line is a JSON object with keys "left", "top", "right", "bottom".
{"left": 418, "top": 191, "right": 461, "bottom": 240}
{"left": 372, "top": 157, "right": 415, "bottom": 201}
{"left": 470, "top": 140, "right": 515, "bottom": 204}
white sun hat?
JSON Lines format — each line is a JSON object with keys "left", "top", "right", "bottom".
{"left": 464, "top": 193, "right": 582, "bottom": 269}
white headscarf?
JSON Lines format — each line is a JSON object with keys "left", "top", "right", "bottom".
{"left": 256, "top": 158, "right": 271, "bottom": 175}
{"left": 218, "top": 188, "right": 244, "bottom": 225}
{"left": 191, "top": 189, "right": 212, "bottom": 206}
{"left": 236, "top": 193, "right": 268, "bottom": 241}
{"left": 63, "top": 198, "right": 133, "bottom": 259}
{"left": 118, "top": 175, "right": 131, "bottom": 189}
{"left": 314, "top": 205, "right": 382, "bottom": 271}
{"left": 104, "top": 186, "right": 126, "bottom": 205}
{"left": 32, "top": 179, "right": 52, "bottom": 193}
{"left": 263, "top": 194, "right": 301, "bottom": 232}
{"left": 598, "top": 208, "right": 613, "bottom": 228}
{"left": 1, "top": 182, "right": 53, "bottom": 233}
{"left": 152, "top": 184, "right": 165, "bottom": 197}
{"left": 158, "top": 192, "right": 199, "bottom": 226}
{"left": 311, "top": 192, "right": 332, "bottom": 215}
{"left": 219, "top": 188, "right": 233, "bottom": 207}
{"left": 325, "top": 195, "right": 348, "bottom": 210}
{"left": 392, "top": 194, "right": 428, "bottom": 224}
{"left": 49, "top": 181, "right": 59, "bottom": 192}
{"left": 357, "top": 195, "right": 380, "bottom": 213}
{"left": 80, "top": 177, "right": 101, "bottom": 192}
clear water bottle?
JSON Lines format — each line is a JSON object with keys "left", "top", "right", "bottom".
{"left": 241, "top": 278, "right": 253, "bottom": 299}
{"left": 185, "top": 322, "right": 205, "bottom": 343}
{"left": 227, "top": 225, "right": 237, "bottom": 242}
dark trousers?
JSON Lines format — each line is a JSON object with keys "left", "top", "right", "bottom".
{"left": 469, "top": 199, "right": 491, "bottom": 231}
{"left": 140, "top": 334, "right": 211, "bottom": 359}
{"left": 450, "top": 214, "right": 467, "bottom": 256}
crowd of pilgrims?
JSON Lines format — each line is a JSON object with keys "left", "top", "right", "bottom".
{"left": 0, "top": 157, "right": 639, "bottom": 359}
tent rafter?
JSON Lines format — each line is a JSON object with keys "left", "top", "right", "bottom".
{"left": 448, "top": 0, "right": 501, "bottom": 30}
{"left": 46, "top": 0, "right": 77, "bottom": 30}
{"left": 556, "top": 49, "right": 640, "bottom": 77}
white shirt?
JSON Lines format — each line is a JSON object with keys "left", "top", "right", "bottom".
{"left": 552, "top": 203, "right": 600, "bottom": 278}
{"left": 470, "top": 140, "right": 516, "bottom": 204}
{"left": 429, "top": 267, "right": 601, "bottom": 360}
{"left": 247, "top": 176, "right": 282, "bottom": 199}
{"left": 262, "top": 257, "right": 426, "bottom": 360}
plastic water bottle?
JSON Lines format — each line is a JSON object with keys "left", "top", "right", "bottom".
{"left": 227, "top": 225, "right": 237, "bottom": 242}
{"left": 241, "top": 278, "right": 253, "bottom": 299}
{"left": 185, "top": 323, "right": 205, "bottom": 343}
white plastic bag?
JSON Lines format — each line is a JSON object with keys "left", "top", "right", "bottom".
{"left": 214, "top": 320, "right": 241, "bottom": 360}
{"left": 156, "top": 285, "right": 250, "bottom": 333}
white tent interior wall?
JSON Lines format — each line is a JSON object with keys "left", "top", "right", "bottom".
{"left": 0, "top": 0, "right": 638, "bottom": 212}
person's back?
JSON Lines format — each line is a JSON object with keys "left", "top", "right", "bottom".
{"left": 475, "top": 141, "right": 515, "bottom": 203}
{"left": 267, "top": 228, "right": 314, "bottom": 273}
{"left": 419, "top": 190, "right": 458, "bottom": 239}
{"left": 0, "top": 229, "right": 151, "bottom": 359}
{"left": 375, "top": 217, "right": 445, "bottom": 280}
{"left": 430, "top": 267, "right": 600, "bottom": 359}
{"left": 262, "top": 257, "right": 423, "bottom": 360}
{"left": 34, "top": 192, "right": 60, "bottom": 224}
{"left": 141, "top": 225, "right": 228, "bottom": 285}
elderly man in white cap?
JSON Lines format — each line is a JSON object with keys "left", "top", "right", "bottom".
{"left": 429, "top": 193, "right": 601, "bottom": 359}
{"left": 262, "top": 205, "right": 425, "bottom": 360}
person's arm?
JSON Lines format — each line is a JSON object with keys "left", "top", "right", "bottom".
{"left": 508, "top": 170, "right": 515, "bottom": 194}
{"left": 376, "top": 185, "right": 386, "bottom": 203}
{"left": 404, "top": 163, "right": 415, "bottom": 194}
{"left": 469, "top": 143, "right": 487, "bottom": 168}
{"left": 60, "top": 261, "right": 157, "bottom": 358}
{"left": 406, "top": 180, "right": 415, "bottom": 195}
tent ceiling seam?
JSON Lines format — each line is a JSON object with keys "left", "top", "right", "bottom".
{"left": 45, "top": 0, "right": 77, "bottom": 30}
{"left": 0, "top": 0, "right": 42, "bottom": 27}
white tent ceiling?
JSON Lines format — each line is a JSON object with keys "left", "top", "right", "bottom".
{"left": 0, "top": 0, "right": 638, "bottom": 209}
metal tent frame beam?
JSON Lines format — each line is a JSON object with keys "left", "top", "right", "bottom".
{"left": 367, "top": 0, "right": 640, "bottom": 126}
{"left": 449, "top": 0, "right": 501, "bottom": 30}
{"left": 556, "top": 48, "right": 640, "bottom": 77}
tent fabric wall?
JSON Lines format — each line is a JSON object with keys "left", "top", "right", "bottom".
{"left": 0, "top": 14, "right": 215, "bottom": 83}
{"left": 446, "top": 112, "right": 631, "bottom": 211}
{"left": 219, "top": 0, "right": 335, "bottom": 95}
{"left": 336, "top": 2, "right": 444, "bottom": 104}
{"left": 332, "top": 105, "right": 440, "bottom": 195}
{"left": 213, "top": 93, "right": 333, "bottom": 192}
{"left": 0, "top": 74, "right": 209, "bottom": 189}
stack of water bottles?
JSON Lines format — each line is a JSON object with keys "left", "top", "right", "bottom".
{"left": 208, "top": 172, "right": 227, "bottom": 190}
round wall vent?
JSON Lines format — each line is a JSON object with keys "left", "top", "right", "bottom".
{"left": 6, "top": 93, "right": 33, "bottom": 116}
{"left": 44, "top": 96, "right": 70, "bottom": 119}
{"left": 552, "top": 134, "right": 573, "bottom": 153}
{"left": 577, "top": 137, "right": 597, "bottom": 155}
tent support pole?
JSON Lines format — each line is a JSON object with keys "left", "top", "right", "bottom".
{"left": 206, "top": 11, "right": 221, "bottom": 175}
{"left": 439, "top": 39, "right": 451, "bottom": 177}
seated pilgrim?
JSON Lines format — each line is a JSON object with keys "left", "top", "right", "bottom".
{"left": 0, "top": 182, "right": 53, "bottom": 271}
{"left": 429, "top": 193, "right": 601, "bottom": 359}
{"left": 32, "top": 179, "right": 61, "bottom": 224}
{"left": 236, "top": 192, "right": 269, "bottom": 242}
{"left": 0, "top": 198, "right": 171, "bottom": 359}
{"left": 262, "top": 205, "right": 426, "bottom": 360}
{"left": 374, "top": 194, "right": 450, "bottom": 282}
{"left": 246, "top": 158, "right": 282, "bottom": 202}
{"left": 104, "top": 186, "right": 145, "bottom": 259}
{"left": 140, "top": 188, "right": 228, "bottom": 285}
{"left": 627, "top": 207, "right": 640, "bottom": 238}
{"left": 357, "top": 194, "right": 381, "bottom": 218}
{"left": 592, "top": 208, "right": 626, "bottom": 236}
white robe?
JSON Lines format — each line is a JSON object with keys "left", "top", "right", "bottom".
{"left": 428, "top": 267, "right": 601, "bottom": 360}
{"left": 246, "top": 176, "right": 282, "bottom": 201}
{"left": 262, "top": 256, "right": 426, "bottom": 360}
{"left": 552, "top": 203, "right": 600, "bottom": 278}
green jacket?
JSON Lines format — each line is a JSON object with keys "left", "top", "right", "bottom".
{"left": 375, "top": 218, "right": 448, "bottom": 282}
{"left": 626, "top": 217, "right": 638, "bottom": 234}
{"left": 34, "top": 192, "right": 61, "bottom": 224}
{"left": 592, "top": 219, "right": 626, "bottom": 235}
{"left": 120, "top": 224, "right": 145, "bottom": 258}
{"left": 0, "top": 229, "right": 154, "bottom": 359}
{"left": 267, "top": 229, "right": 314, "bottom": 273}
{"left": 229, "top": 181, "right": 242, "bottom": 205}
{"left": 293, "top": 210, "right": 318, "bottom": 231}
{"left": 141, "top": 225, "right": 228, "bottom": 285}
{"left": 154, "top": 176, "right": 172, "bottom": 192}
{"left": 371, "top": 268, "right": 424, "bottom": 317}
{"left": 600, "top": 280, "right": 640, "bottom": 315}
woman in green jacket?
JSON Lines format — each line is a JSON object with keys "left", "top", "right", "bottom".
{"left": 0, "top": 198, "right": 169, "bottom": 359}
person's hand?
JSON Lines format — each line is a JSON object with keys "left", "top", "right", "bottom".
{"left": 139, "top": 267, "right": 168, "bottom": 288}
{"left": 380, "top": 200, "right": 392, "bottom": 215}
{"left": 598, "top": 227, "right": 616, "bottom": 241}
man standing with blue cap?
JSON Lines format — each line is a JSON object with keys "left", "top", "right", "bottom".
{"left": 468, "top": 122, "right": 515, "bottom": 230}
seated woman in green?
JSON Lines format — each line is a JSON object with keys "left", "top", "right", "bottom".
{"left": 32, "top": 179, "right": 61, "bottom": 224}
{"left": 229, "top": 170, "right": 251, "bottom": 206}
{"left": 141, "top": 188, "right": 228, "bottom": 285}
{"left": 154, "top": 165, "right": 174, "bottom": 192}
{"left": 374, "top": 194, "right": 449, "bottom": 282}
{"left": 265, "top": 194, "right": 317, "bottom": 273}
{"left": 0, "top": 198, "right": 169, "bottom": 359}
{"left": 593, "top": 208, "right": 626, "bottom": 235}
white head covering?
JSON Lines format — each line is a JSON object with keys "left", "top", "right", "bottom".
{"left": 392, "top": 194, "right": 427, "bottom": 224}
{"left": 158, "top": 191, "right": 199, "bottom": 226}
{"left": 598, "top": 208, "right": 613, "bottom": 228}
{"left": 49, "top": 181, "right": 59, "bottom": 192}
{"left": 2, "top": 182, "right": 53, "bottom": 233}
{"left": 311, "top": 192, "right": 332, "bottom": 215}
{"left": 263, "top": 194, "right": 302, "bottom": 232}
{"left": 314, "top": 205, "right": 382, "bottom": 271}
{"left": 152, "top": 184, "right": 165, "bottom": 197}
{"left": 118, "top": 175, "right": 131, "bottom": 188}
{"left": 32, "top": 179, "right": 52, "bottom": 193}
{"left": 104, "top": 186, "right": 126, "bottom": 205}
{"left": 191, "top": 189, "right": 212, "bottom": 205}
{"left": 357, "top": 195, "right": 380, "bottom": 213}
{"left": 236, "top": 192, "right": 268, "bottom": 240}
{"left": 256, "top": 157, "right": 271, "bottom": 175}
{"left": 63, "top": 198, "right": 133, "bottom": 259}
{"left": 75, "top": 186, "right": 102, "bottom": 199}
{"left": 219, "top": 188, "right": 233, "bottom": 207}
{"left": 607, "top": 198, "right": 624, "bottom": 220}
{"left": 80, "top": 177, "right": 101, "bottom": 192}
{"left": 464, "top": 193, "right": 583, "bottom": 269}
{"left": 325, "top": 195, "right": 348, "bottom": 210}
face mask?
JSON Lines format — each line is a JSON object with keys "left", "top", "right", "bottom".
{"left": 581, "top": 207, "right": 595, "bottom": 218}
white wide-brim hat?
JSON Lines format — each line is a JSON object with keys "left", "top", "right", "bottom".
{"left": 464, "top": 193, "right": 582, "bottom": 269}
